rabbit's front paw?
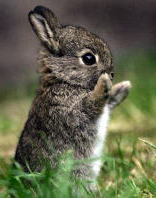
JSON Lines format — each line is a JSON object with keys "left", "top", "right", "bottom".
{"left": 91, "top": 73, "right": 112, "bottom": 101}
{"left": 107, "top": 81, "right": 132, "bottom": 109}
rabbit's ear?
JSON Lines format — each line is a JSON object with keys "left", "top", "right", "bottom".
{"left": 28, "top": 6, "right": 61, "bottom": 55}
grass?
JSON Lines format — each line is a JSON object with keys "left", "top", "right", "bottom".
{"left": 0, "top": 50, "right": 156, "bottom": 197}
{"left": 0, "top": 139, "right": 156, "bottom": 197}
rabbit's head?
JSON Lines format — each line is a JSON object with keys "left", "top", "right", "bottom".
{"left": 29, "top": 6, "right": 114, "bottom": 90}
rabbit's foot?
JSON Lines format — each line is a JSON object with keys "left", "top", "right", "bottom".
{"left": 90, "top": 73, "right": 112, "bottom": 101}
{"left": 107, "top": 81, "right": 132, "bottom": 109}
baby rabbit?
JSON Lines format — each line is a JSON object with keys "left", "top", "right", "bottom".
{"left": 15, "top": 6, "right": 131, "bottom": 182}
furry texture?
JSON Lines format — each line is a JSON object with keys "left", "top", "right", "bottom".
{"left": 15, "top": 6, "right": 131, "bottom": 181}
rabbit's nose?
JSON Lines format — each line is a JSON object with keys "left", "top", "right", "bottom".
{"left": 107, "top": 73, "right": 113, "bottom": 81}
{"left": 110, "top": 72, "right": 114, "bottom": 80}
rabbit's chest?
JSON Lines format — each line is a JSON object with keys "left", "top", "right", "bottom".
{"left": 90, "top": 105, "right": 110, "bottom": 179}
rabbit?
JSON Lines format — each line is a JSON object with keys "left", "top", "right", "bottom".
{"left": 15, "top": 5, "right": 131, "bottom": 183}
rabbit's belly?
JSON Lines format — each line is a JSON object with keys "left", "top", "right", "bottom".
{"left": 90, "top": 104, "right": 110, "bottom": 179}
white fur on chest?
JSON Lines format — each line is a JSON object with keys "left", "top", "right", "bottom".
{"left": 90, "top": 104, "right": 110, "bottom": 179}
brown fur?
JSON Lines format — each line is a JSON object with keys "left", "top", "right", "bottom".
{"left": 15, "top": 6, "right": 131, "bottom": 178}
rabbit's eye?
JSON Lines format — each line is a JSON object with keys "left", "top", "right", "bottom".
{"left": 81, "top": 53, "right": 96, "bottom": 65}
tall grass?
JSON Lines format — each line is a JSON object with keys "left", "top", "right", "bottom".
{"left": 0, "top": 139, "right": 156, "bottom": 197}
